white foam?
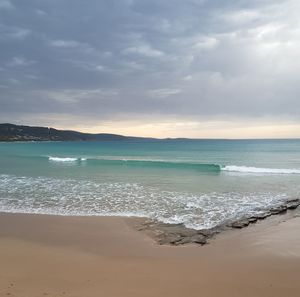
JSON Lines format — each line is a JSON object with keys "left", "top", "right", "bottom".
{"left": 222, "top": 165, "right": 300, "bottom": 174}
{"left": 49, "top": 157, "right": 78, "bottom": 162}
{"left": 0, "top": 174, "right": 297, "bottom": 230}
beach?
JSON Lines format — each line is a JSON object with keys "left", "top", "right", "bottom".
{"left": 1, "top": 212, "right": 300, "bottom": 297}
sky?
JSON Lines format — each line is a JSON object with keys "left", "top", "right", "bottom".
{"left": 0, "top": 0, "right": 300, "bottom": 138}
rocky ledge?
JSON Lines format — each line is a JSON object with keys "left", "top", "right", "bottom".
{"left": 139, "top": 198, "right": 300, "bottom": 246}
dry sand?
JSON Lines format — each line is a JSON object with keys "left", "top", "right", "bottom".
{"left": 0, "top": 212, "right": 300, "bottom": 297}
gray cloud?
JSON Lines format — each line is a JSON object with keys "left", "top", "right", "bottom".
{"left": 0, "top": 0, "right": 300, "bottom": 133}
{"left": 0, "top": 0, "right": 14, "bottom": 10}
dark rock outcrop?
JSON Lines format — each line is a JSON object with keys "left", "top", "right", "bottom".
{"left": 141, "top": 198, "right": 300, "bottom": 246}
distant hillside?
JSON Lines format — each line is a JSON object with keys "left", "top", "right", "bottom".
{"left": 0, "top": 123, "right": 151, "bottom": 142}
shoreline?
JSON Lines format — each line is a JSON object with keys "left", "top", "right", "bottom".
{"left": 1, "top": 211, "right": 300, "bottom": 296}
{"left": 1, "top": 197, "right": 299, "bottom": 246}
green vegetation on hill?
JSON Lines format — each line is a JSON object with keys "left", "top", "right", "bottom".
{"left": 0, "top": 123, "right": 149, "bottom": 142}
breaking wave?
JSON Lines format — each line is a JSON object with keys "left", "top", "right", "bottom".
{"left": 47, "top": 156, "right": 300, "bottom": 175}
{"left": 49, "top": 157, "right": 86, "bottom": 162}
{"left": 221, "top": 165, "right": 300, "bottom": 174}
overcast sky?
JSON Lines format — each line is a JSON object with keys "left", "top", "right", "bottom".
{"left": 0, "top": 0, "right": 300, "bottom": 138}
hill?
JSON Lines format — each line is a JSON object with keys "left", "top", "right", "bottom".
{"left": 0, "top": 123, "right": 150, "bottom": 142}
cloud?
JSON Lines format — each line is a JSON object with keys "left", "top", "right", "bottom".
{"left": 48, "top": 39, "right": 95, "bottom": 53}
{"left": 32, "top": 88, "right": 119, "bottom": 104}
{"left": 122, "top": 44, "right": 164, "bottom": 57}
{"left": 193, "top": 36, "right": 220, "bottom": 50}
{"left": 35, "top": 9, "right": 47, "bottom": 17}
{"left": 7, "top": 56, "right": 35, "bottom": 67}
{"left": 0, "top": 0, "right": 13, "bottom": 10}
{"left": 0, "top": 0, "right": 300, "bottom": 137}
{"left": 0, "top": 24, "right": 31, "bottom": 40}
{"left": 148, "top": 88, "right": 181, "bottom": 98}
{"left": 222, "top": 9, "right": 262, "bottom": 25}
{"left": 6, "top": 78, "right": 21, "bottom": 85}
{"left": 49, "top": 40, "right": 83, "bottom": 48}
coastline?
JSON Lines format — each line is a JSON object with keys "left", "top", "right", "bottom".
{"left": 1, "top": 211, "right": 300, "bottom": 296}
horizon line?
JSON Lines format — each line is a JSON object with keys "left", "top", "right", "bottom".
{"left": 1, "top": 123, "right": 300, "bottom": 141}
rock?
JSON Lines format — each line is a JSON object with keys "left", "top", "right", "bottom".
{"left": 158, "top": 234, "right": 182, "bottom": 245}
{"left": 286, "top": 198, "right": 300, "bottom": 204}
{"left": 287, "top": 203, "right": 299, "bottom": 210}
{"left": 248, "top": 217, "right": 258, "bottom": 223}
{"left": 230, "top": 219, "right": 250, "bottom": 229}
{"left": 178, "top": 229, "right": 198, "bottom": 237}
{"left": 270, "top": 205, "right": 287, "bottom": 215}
{"left": 169, "top": 237, "right": 185, "bottom": 245}
{"left": 140, "top": 197, "right": 300, "bottom": 247}
{"left": 286, "top": 199, "right": 300, "bottom": 210}
{"left": 179, "top": 237, "right": 193, "bottom": 244}
{"left": 256, "top": 212, "right": 272, "bottom": 220}
{"left": 191, "top": 234, "right": 207, "bottom": 245}
{"left": 197, "top": 229, "right": 213, "bottom": 236}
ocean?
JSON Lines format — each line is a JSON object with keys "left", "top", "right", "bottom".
{"left": 0, "top": 139, "right": 299, "bottom": 229}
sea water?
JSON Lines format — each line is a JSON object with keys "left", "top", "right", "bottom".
{"left": 0, "top": 139, "right": 299, "bottom": 229}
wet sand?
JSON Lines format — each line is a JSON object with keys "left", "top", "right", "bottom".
{"left": 0, "top": 212, "right": 300, "bottom": 297}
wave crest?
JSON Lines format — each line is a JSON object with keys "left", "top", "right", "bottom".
{"left": 222, "top": 165, "right": 300, "bottom": 174}
{"left": 47, "top": 156, "right": 300, "bottom": 174}
{"left": 49, "top": 157, "right": 79, "bottom": 162}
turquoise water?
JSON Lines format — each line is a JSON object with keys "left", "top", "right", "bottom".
{"left": 0, "top": 139, "right": 300, "bottom": 229}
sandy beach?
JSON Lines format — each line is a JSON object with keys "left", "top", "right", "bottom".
{"left": 0, "top": 212, "right": 300, "bottom": 297}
